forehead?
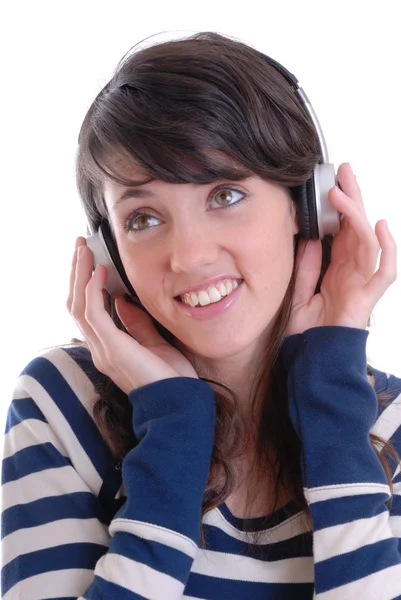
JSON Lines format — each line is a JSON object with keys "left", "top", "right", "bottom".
{"left": 102, "top": 154, "right": 152, "bottom": 186}
{"left": 101, "top": 155, "right": 154, "bottom": 209}
{"left": 101, "top": 149, "right": 253, "bottom": 190}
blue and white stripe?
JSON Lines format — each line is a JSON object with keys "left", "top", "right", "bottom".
{"left": 2, "top": 327, "right": 401, "bottom": 599}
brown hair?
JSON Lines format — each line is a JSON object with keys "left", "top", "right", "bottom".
{"left": 75, "top": 31, "right": 400, "bottom": 548}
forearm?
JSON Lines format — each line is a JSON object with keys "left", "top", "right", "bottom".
{"left": 85, "top": 376, "right": 216, "bottom": 598}
{"left": 280, "top": 327, "right": 401, "bottom": 599}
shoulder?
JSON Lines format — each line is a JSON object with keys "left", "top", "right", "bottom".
{"left": 7, "top": 346, "right": 105, "bottom": 438}
{"left": 6, "top": 345, "right": 119, "bottom": 493}
{"left": 13, "top": 344, "right": 107, "bottom": 420}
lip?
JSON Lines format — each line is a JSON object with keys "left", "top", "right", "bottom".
{"left": 174, "top": 275, "right": 243, "bottom": 298}
{"left": 174, "top": 280, "right": 244, "bottom": 320}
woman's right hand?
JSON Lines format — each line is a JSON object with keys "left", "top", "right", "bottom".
{"left": 67, "top": 237, "right": 199, "bottom": 394}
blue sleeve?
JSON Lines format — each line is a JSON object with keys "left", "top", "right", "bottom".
{"left": 1, "top": 353, "right": 215, "bottom": 600}
{"left": 280, "top": 326, "right": 401, "bottom": 599}
{"left": 88, "top": 377, "right": 216, "bottom": 599}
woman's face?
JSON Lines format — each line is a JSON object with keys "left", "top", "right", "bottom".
{"left": 103, "top": 172, "right": 299, "bottom": 362}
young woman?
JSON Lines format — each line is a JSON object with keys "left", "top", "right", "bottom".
{"left": 2, "top": 32, "right": 400, "bottom": 600}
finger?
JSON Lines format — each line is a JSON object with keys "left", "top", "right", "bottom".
{"left": 71, "top": 245, "right": 101, "bottom": 346}
{"left": 336, "top": 163, "right": 365, "bottom": 214}
{"left": 67, "top": 237, "right": 87, "bottom": 313}
{"left": 292, "top": 239, "right": 322, "bottom": 307}
{"left": 85, "top": 264, "right": 126, "bottom": 344}
{"left": 329, "top": 186, "right": 380, "bottom": 276}
{"left": 365, "top": 220, "right": 397, "bottom": 301}
{"left": 115, "top": 296, "right": 164, "bottom": 346}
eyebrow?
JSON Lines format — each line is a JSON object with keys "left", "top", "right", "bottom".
{"left": 111, "top": 177, "right": 157, "bottom": 210}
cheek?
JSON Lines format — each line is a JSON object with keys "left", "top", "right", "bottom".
{"left": 244, "top": 215, "right": 295, "bottom": 288}
{"left": 119, "top": 244, "right": 160, "bottom": 302}
{"left": 121, "top": 251, "right": 177, "bottom": 328}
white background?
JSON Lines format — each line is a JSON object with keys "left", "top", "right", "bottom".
{"left": 1, "top": 0, "right": 400, "bottom": 437}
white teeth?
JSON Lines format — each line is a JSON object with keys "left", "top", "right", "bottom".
{"left": 198, "top": 290, "right": 212, "bottom": 306}
{"left": 180, "top": 279, "right": 241, "bottom": 307}
{"left": 216, "top": 282, "right": 227, "bottom": 296}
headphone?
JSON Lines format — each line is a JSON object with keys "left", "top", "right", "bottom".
{"left": 86, "top": 51, "right": 341, "bottom": 299}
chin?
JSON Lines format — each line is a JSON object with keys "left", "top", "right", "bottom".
{"left": 178, "top": 329, "right": 264, "bottom": 362}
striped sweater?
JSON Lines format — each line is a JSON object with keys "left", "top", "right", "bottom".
{"left": 2, "top": 326, "right": 401, "bottom": 599}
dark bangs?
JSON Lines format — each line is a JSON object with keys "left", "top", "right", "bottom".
{"left": 76, "top": 32, "right": 320, "bottom": 229}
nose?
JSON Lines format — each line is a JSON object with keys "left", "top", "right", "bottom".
{"left": 169, "top": 222, "right": 219, "bottom": 274}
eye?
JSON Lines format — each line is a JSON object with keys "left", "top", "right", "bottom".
{"left": 125, "top": 186, "right": 248, "bottom": 233}
{"left": 127, "top": 213, "right": 160, "bottom": 232}
{"left": 209, "top": 187, "right": 247, "bottom": 209}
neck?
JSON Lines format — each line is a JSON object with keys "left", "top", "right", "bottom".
{"left": 183, "top": 338, "right": 272, "bottom": 431}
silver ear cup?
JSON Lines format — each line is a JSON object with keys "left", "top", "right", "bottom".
{"left": 314, "top": 163, "right": 341, "bottom": 239}
{"left": 86, "top": 230, "right": 129, "bottom": 298}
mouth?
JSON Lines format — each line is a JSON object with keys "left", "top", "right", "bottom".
{"left": 173, "top": 280, "right": 244, "bottom": 320}
{"left": 174, "top": 279, "right": 244, "bottom": 308}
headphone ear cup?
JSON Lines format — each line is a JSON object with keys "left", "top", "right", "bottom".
{"left": 86, "top": 222, "right": 136, "bottom": 298}
{"left": 313, "top": 163, "right": 341, "bottom": 239}
{"left": 293, "top": 164, "right": 341, "bottom": 240}
{"left": 293, "top": 179, "right": 319, "bottom": 240}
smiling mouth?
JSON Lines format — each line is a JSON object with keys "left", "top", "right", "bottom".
{"left": 175, "top": 279, "right": 243, "bottom": 307}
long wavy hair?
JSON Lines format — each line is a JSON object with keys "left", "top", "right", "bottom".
{"left": 75, "top": 31, "right": 400, "bottom": 549}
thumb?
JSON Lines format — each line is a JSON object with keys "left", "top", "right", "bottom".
{"left": 115, "top": 296, "right": 164, "bottom": 346}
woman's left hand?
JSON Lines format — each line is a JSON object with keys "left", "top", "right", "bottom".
{"left": 286, "top": 162, "right": 397, "bottom": 337}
